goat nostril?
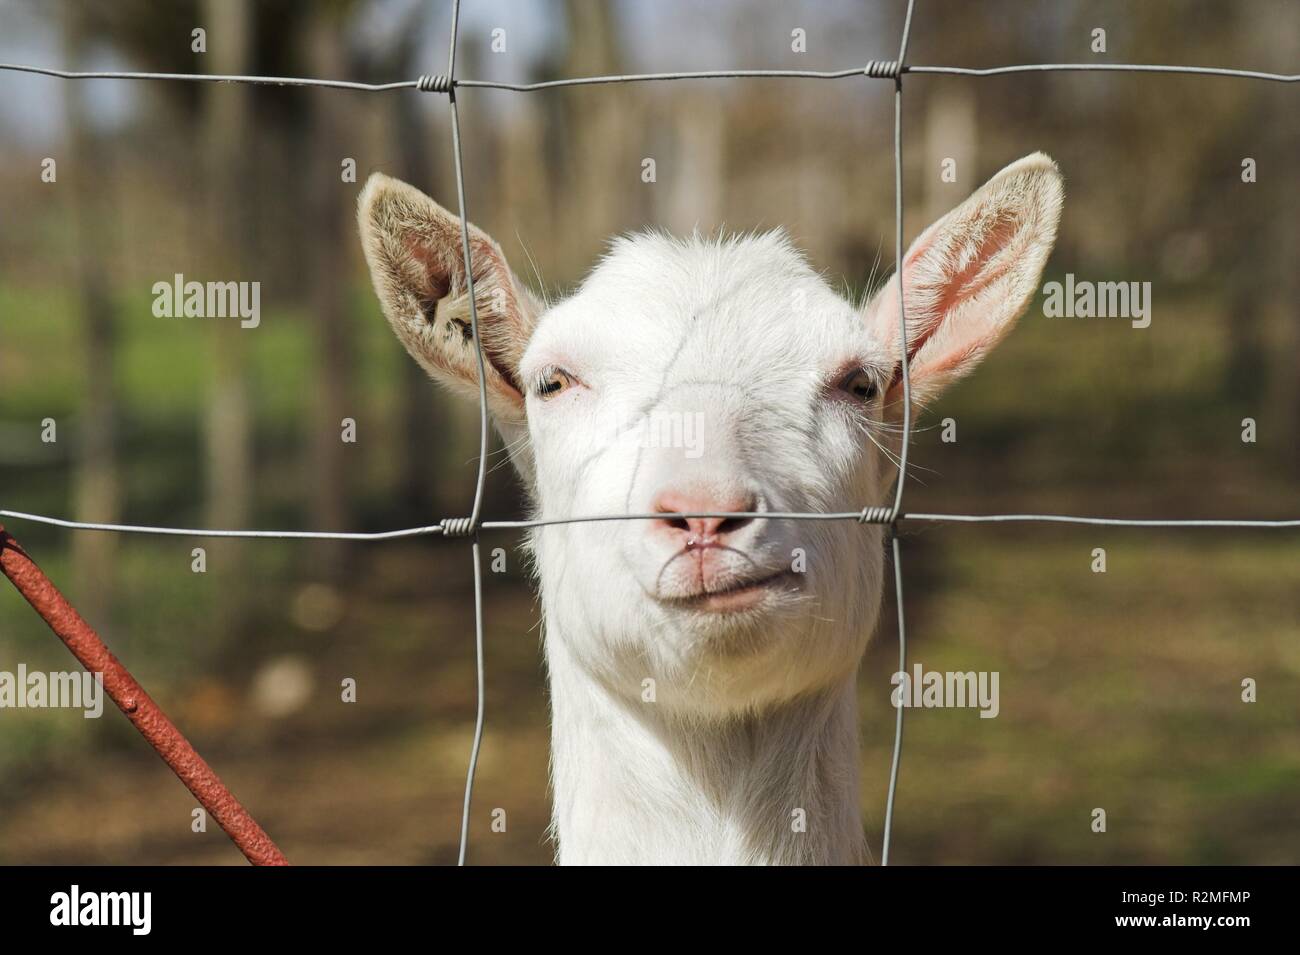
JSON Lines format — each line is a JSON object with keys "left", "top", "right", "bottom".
{"left": 715, "top": 494, "right": 759, "bottom": 537}
{"left": 653, "top": 499, "right": 692, "bottom": 534}
{"left": 662, "top": 514, "right": 691, "bottom": 533}
{"left": 716, "top": 514, "right": 754, "bottom": 536}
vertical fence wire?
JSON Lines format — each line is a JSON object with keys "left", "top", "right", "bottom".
{"left": 442, "top": 0, "right": 493, "bottom": 867}
{"left": 882, "top": 534, "right": 908, "bottom": 866}
{"left": 458, "top": 538, "right": 487, "bottom": 866}
{"left": 881, "top": 0, "right": 918, "bottom": 867}
{"left": 889, "top": 3, "right": 917, "bottom": 524}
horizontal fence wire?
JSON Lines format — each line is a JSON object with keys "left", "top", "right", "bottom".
{"left": 2, "top": 0, "right": 1297, "bottom": 868}
{"left": 3, "top": 62, "right": 1298, "bottom": 90}
{"left": 3, "top": 509, "right": 1298, "bottom": 537}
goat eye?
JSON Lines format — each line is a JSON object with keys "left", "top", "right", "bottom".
{"left": 536, "top": 366, "right": 577, "bottom": 400}
{"left": 840, "top": 369, "right": 878, "bottom": 402}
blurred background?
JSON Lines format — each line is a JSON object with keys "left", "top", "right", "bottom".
{"left": 0, "top": 0, "right": 1296, "bottom": 864}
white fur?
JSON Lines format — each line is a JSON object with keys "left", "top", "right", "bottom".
{"left": 357, "top": 154, "right": 1064, "bottom": 865}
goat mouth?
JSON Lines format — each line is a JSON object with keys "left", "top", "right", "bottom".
{"left": 661, "top": 572, "right": 794, "bottom": 613}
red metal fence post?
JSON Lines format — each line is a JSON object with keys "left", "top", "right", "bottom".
{"left": 0, "top": 524, "right": 288, "bottom": 866}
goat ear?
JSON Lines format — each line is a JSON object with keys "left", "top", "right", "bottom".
{"left": 869, "top": 152, "right": 1063, "bottom": 410}
{"left": 358, "top": 173, "right": 541, "bottom": 423}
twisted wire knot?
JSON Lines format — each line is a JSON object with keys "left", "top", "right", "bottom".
{"left": 440, "top": 516, "right": 477, "bottom": 537}
{"left": 858, "top": 506, "right": 893, "bottom": 525}
{"left": 416, "top": 74, "right": 452, "bottom": 93}
{"left": 863, "top": 60, "right": 901, "bottom": 80}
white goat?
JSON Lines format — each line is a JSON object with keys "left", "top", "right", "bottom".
{"left": 358, "top": 153, "right": 1063, "bottom": 865}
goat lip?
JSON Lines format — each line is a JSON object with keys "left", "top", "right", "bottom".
{"left": 661, "top": 572, "right": 794, "bottom": 613}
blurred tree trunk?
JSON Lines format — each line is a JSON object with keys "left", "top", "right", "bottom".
{"left": 388, "top": 4, "right": 445, "bottom": 521}
{"left": 499, "top": 104, "right": 553, "bottom": 279}
{"left": 201, "top": 0, "right": 253, "bottom": 633}
{"left": 563, "top": 0, "right": 629, "bottom": 256}
{"left": 922, "top": 85, "right": 977, "bottom": 226}
{"left": 1267, "top": 6, "right": 1300, "bottom": 473}
{"left": 64, "top": 10, "right": 121, "bottom": 633}
{"left": 663, "top": 91, "right": 723, "bottom": 235}
{"left": 304, "top": 9, "right": 354, "bottom": 578}
{"left": 1277, "top": 147, "right": 1300, "bottom": 474}
{"left": 1223, "top": 83, "right": 1266, "bottom": 411}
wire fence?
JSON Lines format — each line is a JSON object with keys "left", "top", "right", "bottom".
{"left": 1, "top": 0, "right": 1297, "bottom": 866}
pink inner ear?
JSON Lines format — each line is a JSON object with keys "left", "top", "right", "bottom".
{"left": 877, "top": 208, "right": 1026, "bottom": 405}
{"left": 904, "top": 209, "right": 1021, "bottom": 360}
{"left": 909, "top": 336, "right": 988, "bottom": 383}
{"left": 930, "top": 213, "right": 1020, "bottom": 326}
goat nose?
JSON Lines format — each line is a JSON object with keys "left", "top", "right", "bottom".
{"left": 651, "top": 487, "right": 760, "bottom": 546}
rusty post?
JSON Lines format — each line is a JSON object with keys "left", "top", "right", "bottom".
{"left": 0, "top": 524, "right": 288, "bottom": 866}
